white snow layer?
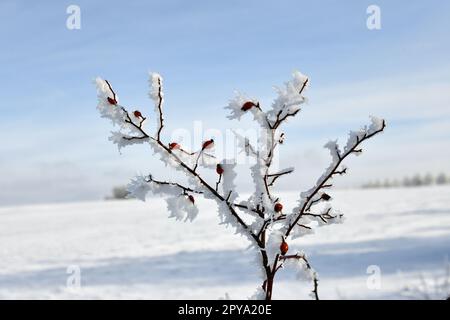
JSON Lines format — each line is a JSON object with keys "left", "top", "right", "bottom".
{"left": 0, "top": 186, "right": 449, "bottom": 300}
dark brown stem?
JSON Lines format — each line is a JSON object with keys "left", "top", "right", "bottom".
{"left": 267, "top": 169, "right": 294, "bottom": 187}
{"left": 147, "top": 175, "right": 203, "bottom": 195}
{"left": 104, "top": 80, "right": 117, "bottom": 101}
{"left": 193, "top": 150, "right": 203, "bottom": 172}
{"left": 155, "top": 77, "right": 164, "bottom": 141}
{"left": 215, "top": 174, "right": 222, "bottom": 192}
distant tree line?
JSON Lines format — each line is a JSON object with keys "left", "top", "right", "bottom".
{"left": 105, "top": 186, "right": 130, "bottom": 200}
{"left": 362, "top": 172, "right": 449, "bottom": 189}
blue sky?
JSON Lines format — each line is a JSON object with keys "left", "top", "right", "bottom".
{"left": 0, "top": 0, "right": 449, "bottom": 205}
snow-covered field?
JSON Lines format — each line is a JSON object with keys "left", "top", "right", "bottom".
{"left": 0, "top": 185, "right": 449, "bottom": 300}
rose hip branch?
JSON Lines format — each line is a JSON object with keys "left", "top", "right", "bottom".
{"left": 95, "top": 70, "right": 386, "bottom": 300}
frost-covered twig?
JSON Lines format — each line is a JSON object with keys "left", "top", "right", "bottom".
{"left": 95, "top": 70, "right": 385, "bottom": 300}
{"left": 279, "top": 253, "right": 319, "bottom": 300}
{"left": 147, "top": 175, "right": 203, "bottom": 195}
{"left": 150, "top": 73, "right": 164, "bottom": 141}
{"left": 285, "top": 118, "right": 386, "bottom": 238}
{"left": 267, "top": 168, "right": 294, "bottom": 187}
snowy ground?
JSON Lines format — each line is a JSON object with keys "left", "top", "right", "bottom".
{"left": 0, "top": 185, "right": 449, "bottom": 300}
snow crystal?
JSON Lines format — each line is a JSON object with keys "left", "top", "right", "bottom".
{"left": 283, "top": 252, "right": 316, "bottom": 282}
{"left": 343, "top": 129, "right": 365, "bottom": 155}
{"left": 324, "top": 140, "right": 340, "bottom": 163}
{"left": 108, "top": 131, "right": 148, "bottom": 152}
{"left": 148, "top": 72, "right": 164, "bottom": 132}
{"left": 166, "top": 196, "right": 199, "bottom": 222}
{"left": 126, "top": 175, "right": 151, "bottom": 201}
{"left": 225, "top": 92, "right": 268, "bottom": 127}
{"left": 148, "top": 72, "right": 163, "bottom": 103}
{"left": 248, "top": 157, "right": 271, "bottom": 210}
{"left": 215, "top": 200, "right": 253, "bottom": 242}
{"left": 343, "top": 117, "right": 385, "bottom": 155}
{"left": 266, "top": 229, "right": 284, "bottom": 263}
{"left": 226, "top": 92, "right": 257, "bottom": 120}
{"left": 249, "top": 247, "right": 268, "bottom": 280}
{"left": 267, "top": 71, "right": 308, "bottom": 122}
{"left": 95, "top": 77, "right": 126, "bottom": 126}
{"left": 368, "top": 116, "right": 385, "bottom": 134}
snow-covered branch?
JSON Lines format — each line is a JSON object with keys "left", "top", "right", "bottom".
{"left": 267, "top": 167, "right": 294, "bottom": 187}
{"left": 279, "top": 252, "right": 319, "bottom": 300}
{"left": 284, "top": 117, "right": 386, "bottom": 239}
{"left": 95, "top": 70, "right": 386, "bottom": 301}
{"left": 149, "top": 73, "right": 164, "bottom": 140}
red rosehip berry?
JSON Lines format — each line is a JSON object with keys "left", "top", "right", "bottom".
{"left": 202, "top": 139, "right": 214, "bottom": 150}
{"left": 274, "top": 203, "right": 283, "bottom": 213}
{"left": 241, "top": 101, "right": 256, "bottom": 111}
{"left": 280, "top": 241, "right": 289, "bottom": 255}
{"left": 216, "top": 164, "right": 224, "bottom": 175}
{"left": 107, "top": 97, "right": 117, "bottom": 105}
{"left": 133, "top": 110, "right": 142, "bottom": 118}
{"left": 188, "top": 195, "right": 195, "bottom": 204}
{"left": 169, "top": 142, "right": 180, "bottom": 150}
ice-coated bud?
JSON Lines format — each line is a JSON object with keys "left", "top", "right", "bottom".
{"left": 202, "top": 139, "right": 214, "bottom": 150}
{"left": 216, "top": 164, "right": 224, "bottom": 175}
{"left": 107, "top": 97, "right": 117, "bottom": 105}
{"left": 241, "top": 101, "right": 257, "bottom": 111}
{"left": 321, "top": 193, "right": 331, "bottom": 201}
{"left": 169, "top": 142, "right": 180, "bottom": 150}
